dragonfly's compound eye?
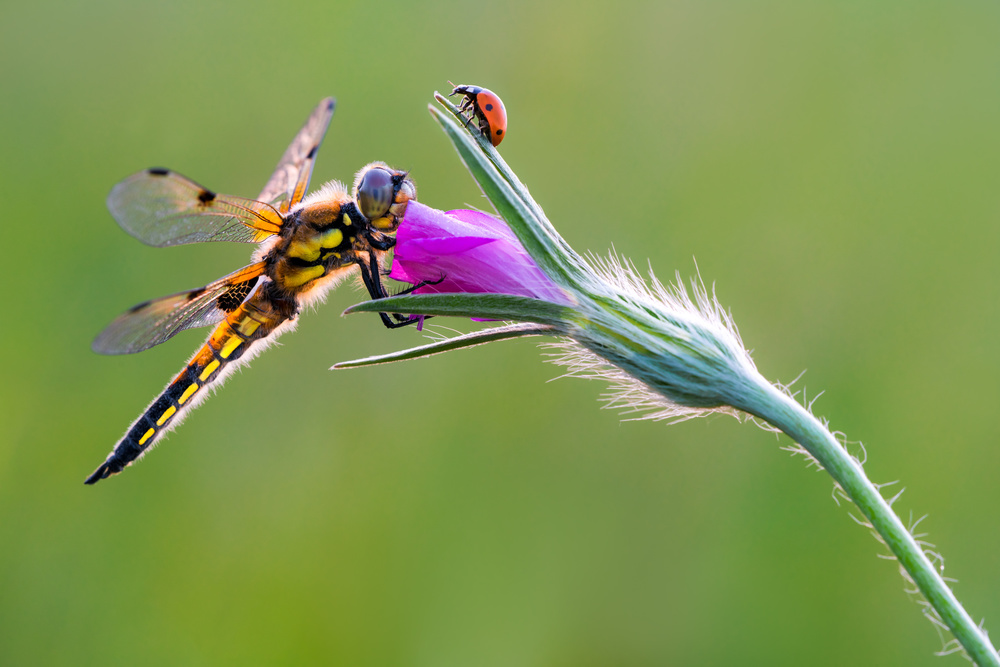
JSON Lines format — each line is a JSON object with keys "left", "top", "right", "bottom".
{"left": 356, "top": 167, "right": 395, "bottom": 220}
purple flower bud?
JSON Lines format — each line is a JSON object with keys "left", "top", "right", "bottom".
{"left": 390, "top": 201, "right": 573, "bottom": 306}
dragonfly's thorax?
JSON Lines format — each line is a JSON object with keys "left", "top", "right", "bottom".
{"left": 265, "top": 193, "right": 376, "bottom": 298}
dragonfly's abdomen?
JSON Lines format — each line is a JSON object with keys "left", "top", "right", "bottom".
{"left": 85, "top": 296, "right": 292, "bottom": 484}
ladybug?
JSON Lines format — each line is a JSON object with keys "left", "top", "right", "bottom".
{"left": 449, "top": 84, "right": 507, "bottom": 146}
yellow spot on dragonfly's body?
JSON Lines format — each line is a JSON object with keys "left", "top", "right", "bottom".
{"left": 138, "top": 428, "right": 155, "bottom": 446}
{"left": 178, "top": 383, "right": 198, "bottom": 405}
{"left": 320, "top": 228, "right": 343, "bottom": 249}
{"left": 220, "top": 335, "right": 242, "bottom": 359}
{"left": 286, "top": 228, "right": 343, "bottom": 264}
{"left": 287, "top": 242, "right": 320, "bottom": 263}
{"left": 199, "top": 360, "right": 221, "bottom": 381}
{"left": 156, "top": 405, "right": 177, "bottom": 426}
{"left": 283, "top": 264, "right": 325, "bottom": 288}
{"left": 237, "top": 317, "right": 260, "bottom": 337}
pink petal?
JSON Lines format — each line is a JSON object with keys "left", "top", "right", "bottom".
{"left": 390, "top": 201, "right": 572, "bottom": 306}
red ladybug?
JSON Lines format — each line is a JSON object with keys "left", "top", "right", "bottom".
{"left": 449, "top": 84, "right": 507, "bottom": 146}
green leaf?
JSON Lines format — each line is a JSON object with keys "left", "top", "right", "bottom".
{"left": 344, "top": 292, "right": 575, "bottom": 328}
{"left": 332, "top": 323, "right": 558, "bottom": 369}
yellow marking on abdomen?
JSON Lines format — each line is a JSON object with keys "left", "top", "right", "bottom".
{"left": 178, "top": 382, "right": 199, "bottom": 405}
{"left": 220, "top": 335, "right": 242, "bottom": 359}
{"left": 237, "top": 317, "right": 260, "bottom": 337}
{"left": 199, "top": 360, "right": 221, "bottom": 381}
{"left": 138, "top": 428, "right": 155, "bottom": 446}
{"left": 156, "top": 405, "right": 177, "bottom": 426}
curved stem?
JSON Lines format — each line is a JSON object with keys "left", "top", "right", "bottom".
{"left": 738, "top": 380, "right": 999, "bottom": 666}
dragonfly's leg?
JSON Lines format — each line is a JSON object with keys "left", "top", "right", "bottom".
{"left": 384, "top": 269, "right": 446, "bottom": 326}
{"left": 358, "top": 253, "right": 424, "bottom": 329}
{"left": 366, "top": 232, "right": 394, "bottom": 252}
{"left": 393, "top": 274, "right": 445, "bottom": 296}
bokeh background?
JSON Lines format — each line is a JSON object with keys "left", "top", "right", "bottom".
{"left": 2, "top": 1, "right": 999, "bottom": 665}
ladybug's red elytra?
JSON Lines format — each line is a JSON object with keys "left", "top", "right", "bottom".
{"left": 449, "top": 84, "right": 507, "bottom": 146}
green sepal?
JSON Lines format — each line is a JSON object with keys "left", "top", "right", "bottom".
{"left": 332, "top": 323, "right": 558, "bottom": 369}
{"left": 344, "top": 293, "right": 574, "bottom": 328}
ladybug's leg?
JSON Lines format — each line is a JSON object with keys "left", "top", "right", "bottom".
{"left": 455, "top": 97, "right": 477, "bottom": 128}
{"left": 471, "top": 102, "right": 492, "bottom": 135}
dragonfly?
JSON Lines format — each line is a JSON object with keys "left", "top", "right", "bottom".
{"left": 87, "top": 98, "right": 424, "bottom": 484}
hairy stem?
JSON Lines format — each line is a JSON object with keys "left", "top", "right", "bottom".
{"left": 737, "top": 380, "right": 999, "bottom": 666}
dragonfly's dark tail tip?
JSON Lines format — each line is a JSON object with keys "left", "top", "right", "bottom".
{"left": 83, "top": 463, "right": 111, "bottom": 486}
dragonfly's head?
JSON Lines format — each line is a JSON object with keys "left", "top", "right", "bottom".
{"left": 354, "top": 162, "right": 416, "bottom": 232}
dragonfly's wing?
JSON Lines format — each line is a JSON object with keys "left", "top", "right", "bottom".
{"left": 107, "top": 169, "right": 282, "bottom": 247}
{"left": 93, "top": 262, "right": 266, "bottom": 354}
{"left": 257, "top": 97, "right": 336, "bottom": 213}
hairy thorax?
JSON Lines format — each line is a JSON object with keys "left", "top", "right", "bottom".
{"left": 259, "top": 181, "right": 372, "bottom": 301}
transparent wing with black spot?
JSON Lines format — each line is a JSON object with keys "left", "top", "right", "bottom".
{"left": 107, "top": 170, "right": 283, "bottom": 247}
{"left": 256, "top": 97, "right": 335, "bottom": 213}
{"left": 92, "top": 262, "right": 266, "bottom": 355}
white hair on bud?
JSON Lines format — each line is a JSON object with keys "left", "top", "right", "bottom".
{"left": 541, "top": 252, "right": 761, "bottom": 422}
{"left": 541, "top": 338, "right": 742, "bottom": 423}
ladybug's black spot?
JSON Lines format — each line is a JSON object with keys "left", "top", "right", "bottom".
{"left": 148, "top": 168, "right": 169, "bottom": 176}
{"left": 484, "top": 103, "right": 493, "bottom": 111}
{"left": 496, "top": 129, "right": 503, "bottom": 135}
{"left": 197, "top": 189, "right": 216, "bottom": 205}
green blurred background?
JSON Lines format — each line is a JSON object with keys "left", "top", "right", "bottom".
{"left": 2, "top": 1, "right": 999, "bottom": 664}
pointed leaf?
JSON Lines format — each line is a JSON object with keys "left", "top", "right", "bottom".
{"left": 332, "top": 323, "right": 558, "bottom": 369}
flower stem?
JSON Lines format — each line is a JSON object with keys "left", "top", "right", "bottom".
{"left": 738, "top": 379, "right": 999, "bottom": 666}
